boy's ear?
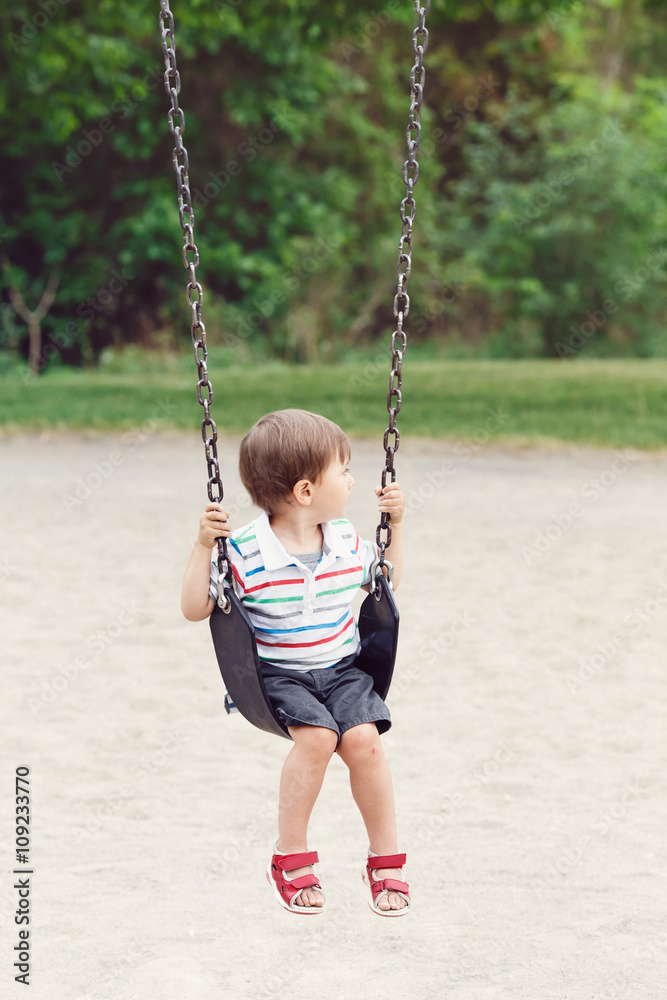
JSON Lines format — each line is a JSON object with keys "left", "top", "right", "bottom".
{"left": 292, "top": 479, "right": 314, "bottom": 506}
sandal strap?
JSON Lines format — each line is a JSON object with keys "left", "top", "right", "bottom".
{"left": 275, "top": 850, "right": 319, "bottom": 871}
{"left": 368, "top": 852, "right": 406, "bottom": 870}
{"left": 371, "top": 877, "right": 409, "bottom": 895}
{"left": 287, "top": 873, "right": 321, "bottom": 891}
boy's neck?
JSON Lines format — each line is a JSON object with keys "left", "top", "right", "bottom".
{"left": 269, "top": 512, "right": 324, "bottom": 554}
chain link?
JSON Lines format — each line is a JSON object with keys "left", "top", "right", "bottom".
{"left": 158, "top": 1, "right": 231, "bottom": 607}
{"left": 376, "top": 0, "right": 430, "bottom": 563}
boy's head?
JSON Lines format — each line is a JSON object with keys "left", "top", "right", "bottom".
{"left": 239, "top": 409, "right": 351, "bottom": 515}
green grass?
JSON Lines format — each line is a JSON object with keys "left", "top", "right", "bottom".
{"left": 1, "top": 359, "right": 666, "bottom": 449}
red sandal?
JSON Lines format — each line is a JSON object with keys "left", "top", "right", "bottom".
{"left": 362, "top": 851, "right": 411, "bottom": 916}
{"left": 266, "top": 848, "right": 325, "bottom": 915}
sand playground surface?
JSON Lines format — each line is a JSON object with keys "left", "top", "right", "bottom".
{"left": 1, "top": 431, "right": 666, "bottom": 1000}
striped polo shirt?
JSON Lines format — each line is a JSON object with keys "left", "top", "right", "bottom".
{"left": 209, "top": 512, "right": 378, "bottom": 671}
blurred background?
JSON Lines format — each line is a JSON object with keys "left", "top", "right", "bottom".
{"left": 1, "top": 0, "right": 666, "bottom": 444}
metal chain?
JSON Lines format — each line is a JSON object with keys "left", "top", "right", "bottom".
{"left": 158, "top": 1, "right": 232, "bottom": 608}
{"left": 376, "top": 0, "right": 431, "bottom": 566}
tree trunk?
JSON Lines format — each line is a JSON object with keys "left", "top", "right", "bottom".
{"left": 28, "top": 319, "right": 42, "bottom": 374}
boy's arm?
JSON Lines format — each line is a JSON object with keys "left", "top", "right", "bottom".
{"left": 181, "top": 502, "right": 231, "bottom": 621}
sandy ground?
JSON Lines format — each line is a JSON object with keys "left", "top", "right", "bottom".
{"left": 1, "top": 430, "right": 666, "bottom": 1000}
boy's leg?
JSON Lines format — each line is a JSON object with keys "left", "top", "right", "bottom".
{"left": 336, "top": 722, "right": 407, "bottom": 911}
{"left": 276, "top": 724, "right": 338, "bottom": 907}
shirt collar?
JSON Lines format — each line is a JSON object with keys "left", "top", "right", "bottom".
{"left": 254, "top": 511, "right": 353, "bottom": 570}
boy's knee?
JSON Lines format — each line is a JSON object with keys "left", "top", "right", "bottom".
{"left": 337, "top": 723, "right": 381, "bottom": 758}
{"left": 291, "top": 725, "right": 338, "bottom": 759}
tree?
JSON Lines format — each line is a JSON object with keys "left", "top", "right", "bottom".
{"left": 2, "top": 259, "right": 60, "bottom": 373}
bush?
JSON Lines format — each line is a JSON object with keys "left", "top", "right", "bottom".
{"left": 435, "top": 81, "right": 667, "bottom": 357}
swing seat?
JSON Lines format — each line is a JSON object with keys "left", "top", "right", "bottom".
{"left": 356, "top": 571, "right": 399, "bottom": 701}
{"left": 209, "top": 589, "right": 289, "bottom": 739}
{"left": 209, "top": 571, "right": 399, "bottom": 740}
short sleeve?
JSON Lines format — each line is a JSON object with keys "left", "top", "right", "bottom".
{"left": 357, "top": 533, "right": 379, "bottom": 586}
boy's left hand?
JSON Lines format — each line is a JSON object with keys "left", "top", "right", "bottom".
{"left": 375, "top": 482, "right": 405, "bottom": 524}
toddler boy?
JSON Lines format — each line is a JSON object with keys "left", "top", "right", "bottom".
{"left": 181, "top": 409, "right": 410, "bottom": 915}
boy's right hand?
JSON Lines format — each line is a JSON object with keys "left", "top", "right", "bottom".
{"left": 198, "top": 503, "right": 232, "bottom": 549}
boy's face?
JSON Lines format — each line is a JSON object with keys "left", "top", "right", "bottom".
{"left": 311, "top": 455, "right": 355, "bottom": 521}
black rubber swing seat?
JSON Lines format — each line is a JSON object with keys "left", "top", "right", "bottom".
{"left": 209, "top": 572, "right": 399, "bottom": 740}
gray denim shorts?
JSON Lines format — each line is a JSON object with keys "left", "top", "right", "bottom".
{"left": 261, "top": 653, "right": 391, "bottom": 741}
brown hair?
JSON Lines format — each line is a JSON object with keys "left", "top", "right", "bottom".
{"left": 239, "top": 409, "right": 351, "bottom": 515}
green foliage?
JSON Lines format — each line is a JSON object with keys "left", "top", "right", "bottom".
{"left": 436, "top": 81, "right": 667, "bottom": 357}
{"left": 1, "top": 0, "right": 440, "bottom": 365}
{"left": 1, "top": 0, "right": 666, "bottom": 369}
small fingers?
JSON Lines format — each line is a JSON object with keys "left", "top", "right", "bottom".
{"left": 377, "top": 485, "right": 405, "bottom": 523}
{"left": 207, "top": 522, "right": 231, "bottom": 537}
{"left": 377, "top": 493, "right": 404, "bottom": 507}
{"left": 204, "top": 508, "right": 229, "bottom": 523}
{"left": 198, "top": 506, "right": 231, "bottom": 547}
